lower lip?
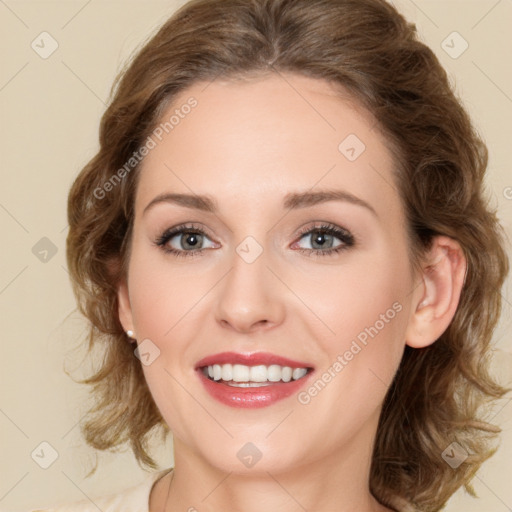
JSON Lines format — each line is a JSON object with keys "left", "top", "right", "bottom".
{"left": 197, "top": 369, "right": 313, "bottom": 408}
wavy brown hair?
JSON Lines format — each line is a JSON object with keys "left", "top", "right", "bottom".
{"left": 66, "top": 0, "right": 509, "bottom": 510}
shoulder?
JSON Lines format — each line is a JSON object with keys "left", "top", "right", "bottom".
{"left": 28, "top": 469, "right": 173, "bottom": 512}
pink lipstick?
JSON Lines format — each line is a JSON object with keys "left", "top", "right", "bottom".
{"left": 195, "top": 352, "right": 314, "bottom": 408}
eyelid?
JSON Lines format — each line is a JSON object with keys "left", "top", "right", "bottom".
{"left": 157, "top": 222, "right": 216, "bottom": 241}
{"left": 294, "top": 221, "right": 353, "bottom": 238}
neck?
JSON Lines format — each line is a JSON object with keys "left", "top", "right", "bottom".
{"left": 162, "top": 426, "right": 393, "bottom": 512}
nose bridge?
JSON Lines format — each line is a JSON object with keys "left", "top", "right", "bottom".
{"left": 214, "top": 234, "right": 284, "bottom": 332}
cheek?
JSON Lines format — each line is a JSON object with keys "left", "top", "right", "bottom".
{"left": 127, "top": 249, "right": 203, "bottom": 339}
{"left": 296, "top": 297, "right": 408, "bottom": 446}
{"left": 290, "top": 248, "right": 410, "bottom": 345}
{"left": 295, "top": 251, "right": 410, "bottom": 399}
{"left": 127, "top": 256, "right": 207, "bottom": 438}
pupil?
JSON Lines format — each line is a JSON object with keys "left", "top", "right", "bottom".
{"left": 183, "top": 233, "right": 200, "bottom": 249}
{"left": 313, "top": 231, "right": 331, "bottom": 249}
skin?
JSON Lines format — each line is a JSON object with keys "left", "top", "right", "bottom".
{"left": 117, "top": 72, "right": 466, "bottom": 512}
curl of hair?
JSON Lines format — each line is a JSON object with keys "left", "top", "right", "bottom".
{"left": 66, "top": 0, "right": 509, "bottom": 509}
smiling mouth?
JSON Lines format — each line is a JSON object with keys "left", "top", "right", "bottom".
{"left": 200, "top": 363, "right": 313, "bottom": 387}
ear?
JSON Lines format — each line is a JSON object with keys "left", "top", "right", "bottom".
{"left": 405, "top": 235, "right": 467, "bottom": 348}
{"left": 117, "top": 277, "right": 135, "bottom": 335}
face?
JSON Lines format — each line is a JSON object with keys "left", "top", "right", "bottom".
{"left": 118, "top": 73, "right": 419, "bottom": 475}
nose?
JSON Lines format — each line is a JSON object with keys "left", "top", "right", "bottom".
{"left": 214, "top": 246, "right": 286, "bottom": 334}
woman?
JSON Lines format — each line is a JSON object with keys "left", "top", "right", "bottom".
{"left": 32, "top": 0, "right": 509, "bottom": 510}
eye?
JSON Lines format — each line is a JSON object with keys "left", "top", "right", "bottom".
{"left": 154, "top": 222, "right": 355, "bottom": 259}
{"left": 154, "top": 223, "right": 218, "bottom": 258}
{"left": 292, "top": 223, "right": 355, "bottom": 257}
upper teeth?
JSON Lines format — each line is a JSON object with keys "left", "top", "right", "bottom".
{"left": 204, "top": 364, "right": 308, "bottom": 383}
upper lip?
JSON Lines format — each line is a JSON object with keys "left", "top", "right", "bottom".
{"left": 195, "top": 351, "right": 314, "bottom": 369}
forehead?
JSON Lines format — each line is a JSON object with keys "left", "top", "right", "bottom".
{"left": 135, "top": 72, "right": 400, "bottom": 218}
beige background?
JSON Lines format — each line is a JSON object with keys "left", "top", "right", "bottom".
{"left": 1, "top": 0, "right": 511, "bottom": 510}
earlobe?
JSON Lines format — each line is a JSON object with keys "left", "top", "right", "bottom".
{"left": 117, "top": 278, "right": 135, "bottom": 334}
{"left": 405, "top": 236, "right": 467, "bottom": 349}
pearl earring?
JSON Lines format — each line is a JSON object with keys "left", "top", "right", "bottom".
{"left": 126, "top": 330, "right": 135, "bottom": 338}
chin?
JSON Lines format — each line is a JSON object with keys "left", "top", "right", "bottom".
{"left": 187, "top": 434, "right": 307, "bottom": 476}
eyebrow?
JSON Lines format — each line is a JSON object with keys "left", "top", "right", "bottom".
{"left": 143, "top": 189, "right": 377, "bottom": 217}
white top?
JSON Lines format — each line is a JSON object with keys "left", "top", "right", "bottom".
{"left": 29, "top": 469, "right": 172, "bottom": 512}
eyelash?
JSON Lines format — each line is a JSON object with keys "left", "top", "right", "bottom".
{"left": 154, "top": 222, "right": 355, "bottom": 259}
